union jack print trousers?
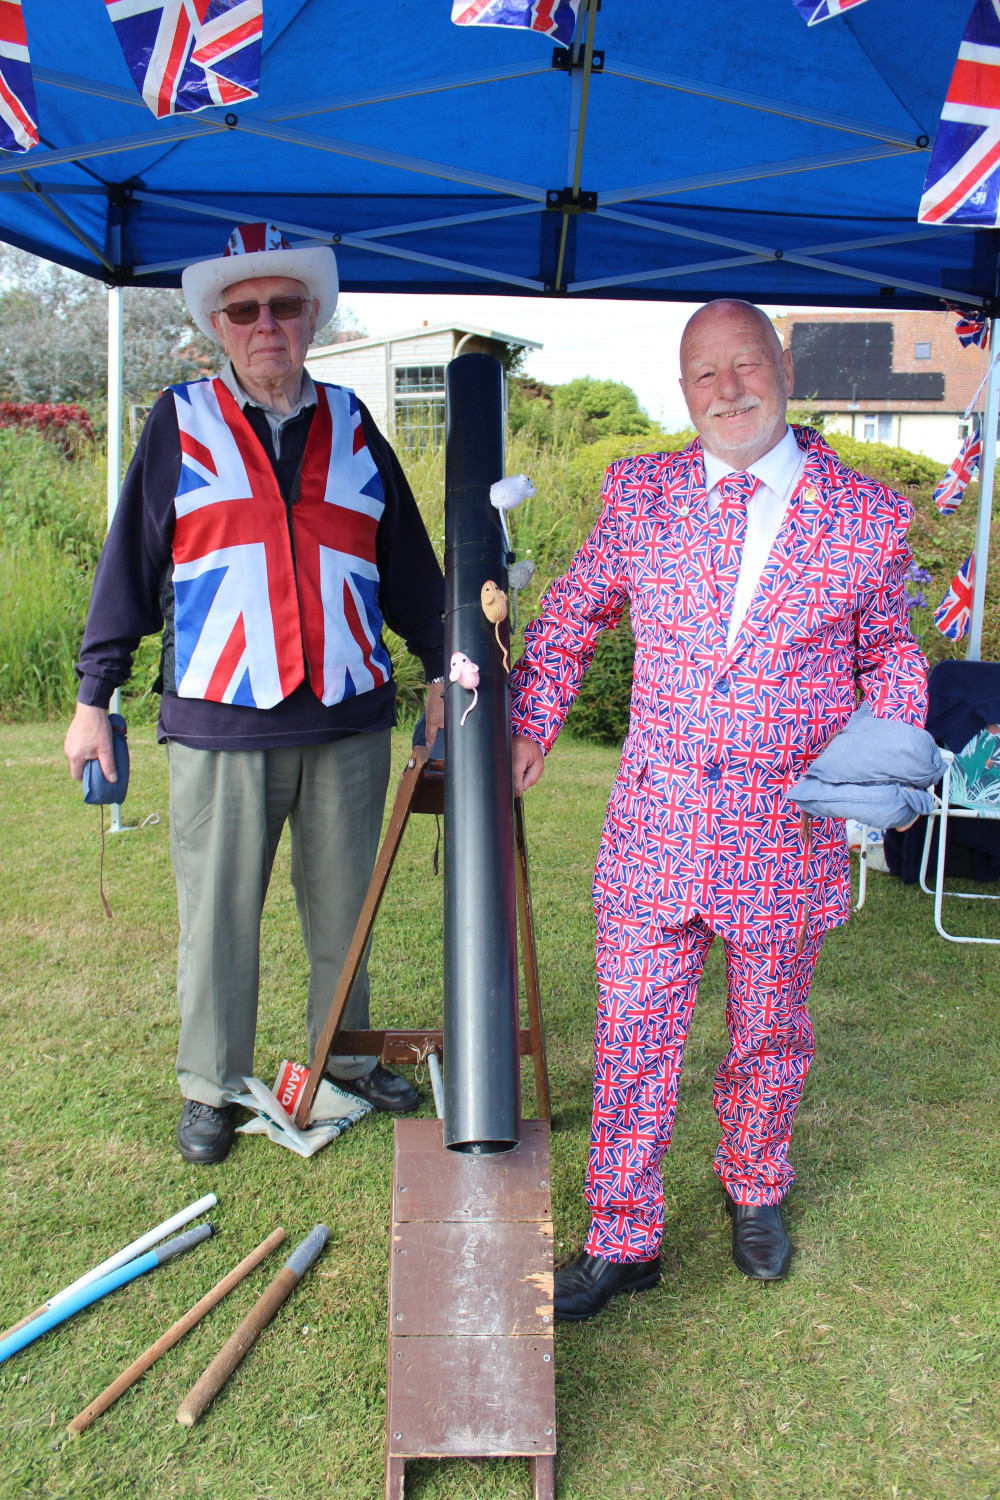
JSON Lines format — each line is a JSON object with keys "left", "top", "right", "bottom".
{"left": 584, "top": 909, "right": 824, "bottom": 1263}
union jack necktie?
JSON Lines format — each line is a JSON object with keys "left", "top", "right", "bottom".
{"left": 710, "top": 472, "right": 761, "bottom": 628}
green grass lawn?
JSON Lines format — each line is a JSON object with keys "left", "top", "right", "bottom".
{"left": 1, "top": 724, "right": 999, "bottom": 1500}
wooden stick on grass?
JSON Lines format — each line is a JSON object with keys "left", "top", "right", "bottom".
{"left": 176, "top": 1224, "right": 329, "bottom": 1429}
{"left": 67, "top": 1227, "right": 287, "bottom": 1436}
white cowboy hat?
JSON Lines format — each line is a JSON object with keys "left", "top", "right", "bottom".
{"left": 181, "top": 221, "right": 339, "bottom": 345}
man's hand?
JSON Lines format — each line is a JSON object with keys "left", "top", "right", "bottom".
{"left": 424, "top": 681, "right": 445, "bottom": 749}
{"left": 64, "top": 703, "right": 115, "bottom": 783}
{"left": 512, "top": 734, "right": 544, "bottom": 796}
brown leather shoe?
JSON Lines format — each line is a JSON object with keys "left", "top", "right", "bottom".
{"left": 726, "top": 1194, "right": 792, "bottom": 1280}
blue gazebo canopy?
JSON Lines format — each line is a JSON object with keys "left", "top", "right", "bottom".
{"left": 0, "top": 0, "right": 994, "bottom": 312}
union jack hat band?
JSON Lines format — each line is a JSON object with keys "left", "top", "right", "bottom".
{"left": 181, "top": 221, "right": 338, "bottom": 345}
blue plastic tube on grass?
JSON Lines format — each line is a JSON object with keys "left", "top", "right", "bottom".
{"left": 0, "top": 1223, "right": 215, "bottom": 1363}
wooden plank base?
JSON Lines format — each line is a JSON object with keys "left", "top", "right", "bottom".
{"left": 385, "top": 1119, "right": 555, "bottom": 1499}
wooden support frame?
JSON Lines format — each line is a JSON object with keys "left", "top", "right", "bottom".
{"left": 293, "top": 747, "right": 550, "bottom": 1130}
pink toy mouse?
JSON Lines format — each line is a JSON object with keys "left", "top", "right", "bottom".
{"left": 449, "top": 651, "right": 480, "bottom": 726}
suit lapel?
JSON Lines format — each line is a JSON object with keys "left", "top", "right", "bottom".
{"left": 721, "top": 434, "right": 840, "bottom": 670}
{"left": 659, "top": 442, "right": 719, "bottom": 620}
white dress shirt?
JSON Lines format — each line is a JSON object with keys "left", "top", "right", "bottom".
{"left": 703, "top": 424, "right": 807, "bottom": 648}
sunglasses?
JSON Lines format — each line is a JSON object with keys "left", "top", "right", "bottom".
{"left": 219, "top": 295, "right": 307, "bottom": 325}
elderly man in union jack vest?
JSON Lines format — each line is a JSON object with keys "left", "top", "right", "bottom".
{"left": 511, "top": 300, "right": 928, "bottom": 1319}
{"left": 64, "top": 224, "right": 445, "bottom": 1164}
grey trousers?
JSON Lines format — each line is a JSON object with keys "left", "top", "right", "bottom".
{"left": 167, "top": 731, "right": 392, "bottom": 1106}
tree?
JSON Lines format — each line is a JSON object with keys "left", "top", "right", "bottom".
{"left": 508, "top": 375, "right": 556, "bottom": 442}
{"left": 313, "top": 301, "right": 363, "bottom": 348}
{"left": 0, "top": 247, "right": 200, "bottom": 406}
{"left": 551, "top": 377, "right": 653, "bottom": 441}
{"left": 508, "top": 373, "right": 654, "bottom": 445}
{"left": 0, "top": 247, "right": 362, "bottom": 409}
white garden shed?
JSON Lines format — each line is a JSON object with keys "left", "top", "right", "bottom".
{"left": 305, "top": 322, "right": 541, "bottom": 445}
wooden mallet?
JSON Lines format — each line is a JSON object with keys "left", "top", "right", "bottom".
{"left": 176, "top": 1224, "right": 329, "bottom": 1428}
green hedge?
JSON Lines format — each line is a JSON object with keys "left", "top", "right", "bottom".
{"left": 564, "top": 606, "right": 636, "bottom": 745}
{"left": 1, "top": 418, "right": 995, "bottom": 734}
{"left": 822, "top": 432, "right": 944, "bottom": 494}
{"left": 563, "top": 428, "right": 695, "bottom": 511}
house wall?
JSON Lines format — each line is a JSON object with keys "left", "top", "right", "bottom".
{"left": 772, "top": 309, "right": 985, "bottom": 465}
{"left": 822, "top": 409, "right": 969, "bottom": 464}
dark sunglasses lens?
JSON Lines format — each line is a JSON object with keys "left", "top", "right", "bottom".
{"left": 270, "top": 296, "right": 305, "bottom": 320}
{"left": 224, "top": 300, "right": 260, "bottom": 324}
{"left": 222, "top": 296, "right": 306, "bottom": 324}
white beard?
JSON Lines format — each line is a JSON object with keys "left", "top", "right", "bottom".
{"left": 695, "top": 392, "right": 787, "bottom": 467}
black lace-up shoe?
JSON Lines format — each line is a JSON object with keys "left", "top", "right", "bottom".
{"left": 553, "top": 1250, "right": 661, "bottom": 1322}
{"left": 726, "top": 1194, "right": 792, "bottom": 1280}
{"left": 328, "top": 1063, "right": 418, "bottom": 1114}
{"left": 176, "top": 1100, "right": 236, "bottom": 1164}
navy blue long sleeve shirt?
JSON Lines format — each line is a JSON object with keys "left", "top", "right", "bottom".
{"left": 76, "top": 385, "right": 445, "bottom": 750}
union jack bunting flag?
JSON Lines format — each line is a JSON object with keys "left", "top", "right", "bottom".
{"left": 934, "top": 551, "right": 976, "bottom": 639}
{"left": 789, "top": 0, "right": 871, "bottom": 23}
{"left": 920, "top": 0, "right": 1000, "bottom": 225}
{"left": 451, "top": 0, "right": 581, "bottom": 46}
{"left": 934, "top": 430, "right": 982, "bottom": 514}
{"left": 954, "top": 307, "right": 990, "bottom": 348}
{"left": 105, "top": 0, "right": 262, "bottom": 119}
{"left": 0, "top": 0, "right": 38, "bottom": 153}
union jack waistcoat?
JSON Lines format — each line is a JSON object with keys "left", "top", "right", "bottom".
{"left": 510, "top": 428, "right": 929, "bottom": 947}
{"left": 170, "top": 377, "right": 391, "bottom": 710}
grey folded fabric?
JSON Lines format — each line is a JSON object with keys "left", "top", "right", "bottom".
{"left": 786, "top": 703, "right": 942, "bottom": 827}
{"left": 787, "top": 778, "right": 933, "bottom": 828}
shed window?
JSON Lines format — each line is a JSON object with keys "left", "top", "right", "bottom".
{"left": 393, "top": 364, "right": 446, "bottom": 447}
{"left": 394, "top": 365, "right": 445, "bottom": 394}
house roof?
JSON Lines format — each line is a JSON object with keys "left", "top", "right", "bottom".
{"left": 774, "top": 310, "right": 983, "bottom": 415}
{"left": 309, "top": 321, "right": 543, "bottom": 359}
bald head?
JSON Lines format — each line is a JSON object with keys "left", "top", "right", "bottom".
{"left": 680, "top": 300, "right": 783, "bottom": 365}
{"left": 679, "top": 299, "right": 793, "bottom": 467}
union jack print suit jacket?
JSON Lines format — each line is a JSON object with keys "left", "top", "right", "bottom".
{"left": 509, "top": 427, "right": 928, "bottom": 948}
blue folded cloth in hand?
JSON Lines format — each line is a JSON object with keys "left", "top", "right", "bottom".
{"left": 82, "top": 713, "right": 129, "bottom": 805}
{"left": 787, "top": 778, "right": 933, "bottom": 828}
{"left": 786, "top": 703, "right": 941, "bottom": 828}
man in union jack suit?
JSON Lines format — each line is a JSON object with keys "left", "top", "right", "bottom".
{"left": 510, "top": 300, "right": 928, "bottom": 1318}
{"left": 64, "top": 223, "right": 445, "bottom": 1164}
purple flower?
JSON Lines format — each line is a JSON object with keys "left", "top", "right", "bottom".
{"left": 904, "top": 562, "right": 932, "bottom": 613}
